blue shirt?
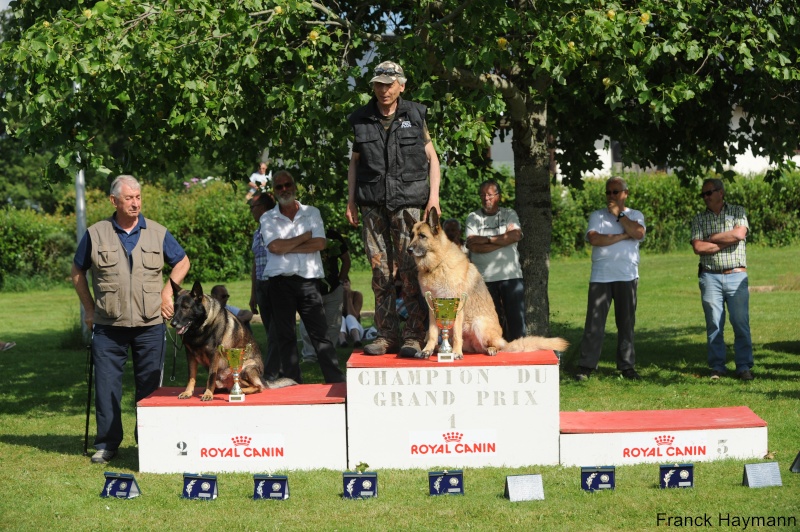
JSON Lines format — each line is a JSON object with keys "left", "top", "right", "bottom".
{"left": 73, "top": 214, "right": 186, "bottom": 271}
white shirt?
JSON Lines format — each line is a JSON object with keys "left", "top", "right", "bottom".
{"left": 586, "top": 207, "right": 646, "bottom": 283}
{"left": 260, "top": 202, "right": 326, "bottom": 279}
{"left": 465, "top": 207, "right": 523, "bottom": 282}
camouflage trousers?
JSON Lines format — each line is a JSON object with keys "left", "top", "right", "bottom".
{"left": 360, "top": 205, "right": 427, "bottom": 345}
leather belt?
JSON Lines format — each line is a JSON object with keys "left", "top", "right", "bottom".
{"left": 705, "top": 267, "right": 746, "bottom": 274}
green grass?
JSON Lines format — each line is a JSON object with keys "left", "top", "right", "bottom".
{"left": 1, "top": 247, "right": 798, "bottom": 531}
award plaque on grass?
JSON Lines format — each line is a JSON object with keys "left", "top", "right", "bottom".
{"left": 581, "top": 466, "right": 615, "bottom": 491}
{"left": 659, "top": 464, "right": 694, "bottom": 488}
{"left": 428, "top": 470, "right": 464, "bottom": 496}
{"left": 182, "top": 473, "right": 218, "bottom": 500}
{"left": 342, "top": 471, "right": 378, "bottom": 499}
{"left": 504, "top": 474, "right": 544, "bottom": 502}
{"left": 790, "top": 451, "right": 800, "bottom": 473}
{"left": 100, "top": 472, "right": 141, "bottom": 499}
{"left": 743, "top": 462, "right": 782, "bottom": 488}
{"left": 253, "top": 474, "right": 289, "bottom": 500}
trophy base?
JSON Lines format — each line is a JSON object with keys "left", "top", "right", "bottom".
{"left": 437, "top": 351, "right": 456, "bottom": 363}
{"left": 228, "top": 393, "right": 245, "bottom": 403}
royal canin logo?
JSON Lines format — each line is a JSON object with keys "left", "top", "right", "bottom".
{"left": 622, "top": 434, "right": 706, "bottom": 459}
{"left": 410, "top": 432, "right": 496, "bottom": 455}
{"left": 231, "top": 436, "right": 252, "bottom": 446}
{"left": 199, "top": 435, "right": 284, "bottom": 459}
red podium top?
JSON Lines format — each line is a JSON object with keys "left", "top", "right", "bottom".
{"left": 347, "top": 349, "right": 559, "bottom": 368}
{"left": 560, "top": 406, "right": 766, "bottom": 434}
{"left": 137, "top": 383, "right": 346, "bottom": 407}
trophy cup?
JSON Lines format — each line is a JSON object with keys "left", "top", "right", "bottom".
{"left": 424, "top": 291, "right": 467, "bottom": 363}
{"left": 219, "top": 345, "right": 245, "bottom": 402}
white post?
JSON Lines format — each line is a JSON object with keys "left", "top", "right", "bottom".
{"left": 75, "top": 167, "right": 88, "bottom": 340}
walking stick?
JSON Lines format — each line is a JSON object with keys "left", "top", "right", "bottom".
{"left": 83, "top": 329, "right": 94, "bottom": 456}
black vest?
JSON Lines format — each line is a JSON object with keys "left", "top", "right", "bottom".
{"left": 348, "top": 97, "right": 430, "bottom": 210}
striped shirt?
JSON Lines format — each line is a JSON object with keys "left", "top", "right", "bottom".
{"left": 252, "top": 229, "right": 269, "bottom": 281}
{"left": 690, "top": 203, "right": 748, "bottom": 271}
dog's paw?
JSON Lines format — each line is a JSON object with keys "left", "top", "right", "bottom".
{"left": 487, "top": 347, "right": 498, "bottom": 356}
{"left": 455, "top": 353, "right": 464, "bottom": 360}
{"left": 200, "top": 391, "right": 214, "bottom": 401}
{"left": 177, "top": 391, "right": 192, "bottom": 399}
{"left": 417, "top": 349, "right": 433, "bottom": 359}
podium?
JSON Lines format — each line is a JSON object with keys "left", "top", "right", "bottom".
{"left": 345, "top": 350, "right": 560, "bottom": 469}
{"left": 137, "top": 384, "right": 347, "bottom": 473}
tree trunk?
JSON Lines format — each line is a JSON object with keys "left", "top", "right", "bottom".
{"left": 512, "top": 100, "right": 553, "bottom": 336}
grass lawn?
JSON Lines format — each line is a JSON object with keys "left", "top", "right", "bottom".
{"left": 0, "top": 246, "right": 798, "bottom": 531}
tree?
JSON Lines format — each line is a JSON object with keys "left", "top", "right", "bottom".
{"left": 2, "top": 0, "right": 798, "bottom": 333}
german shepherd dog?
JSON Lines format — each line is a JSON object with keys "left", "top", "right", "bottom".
{"left": 170, "top": 280, "right": 290, "bottom": 401}
{"left": 404, "top": 209, "right": 569, "bottom": 358}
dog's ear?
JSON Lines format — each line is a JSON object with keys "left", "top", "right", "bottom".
{"left": 190, "top": 280, "right": 204, "bottom": 300}
{"left": 402, "top": 210, "right": 417, "bottom": 234}
{"left": 426, "top": 208, "right": 441, "bottom": 236}
{"left": 170, "top": 279, "right": 182, "bottom": 300}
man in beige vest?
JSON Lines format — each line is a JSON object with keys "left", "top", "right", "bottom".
{"left": 71, "top": 175, "right": 190, "bottom": 464}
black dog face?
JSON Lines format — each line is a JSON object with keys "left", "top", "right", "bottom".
{"left": 170, "top": 280, "right": 207, "bottom": 335}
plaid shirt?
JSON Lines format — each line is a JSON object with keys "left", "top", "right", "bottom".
{"left": 691, "top": 203, "right": 748, "bottom": 271}
{"left": 252, "top": 229, "right": 269, "bottom": 281}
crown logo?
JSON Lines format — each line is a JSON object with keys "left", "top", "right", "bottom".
{"left": 442, "top": 432, "right": 463, "bottom": 443}
{"left": 231, "top": 435, "right": 252, "bottom": 446}
{"left": 655, "top": 435, "right": 675, "bottom": 446}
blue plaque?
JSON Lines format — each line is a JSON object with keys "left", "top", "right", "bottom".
{"left": 428, "top": 470, "right": 464, "bottom": 496}
{"left": 182, "top": 473, "right": 218, "bottom": 500}
{"left": 253, "top": 474, "right": 289, "bottom": 500}
{"left": 581, "top": 466, "right": 615, "bottom": 491}
{"left": 660, "top": 463, "right": 694, "bottom": 488}
{"left": 100, "top": 472, "right": 140, "bottom": 499}
{"left": 342, "top": 471, "right": 378, "bottom": 499}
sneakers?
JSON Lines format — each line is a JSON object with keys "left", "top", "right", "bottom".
{"left": 362, "top": 338, "right": 399, "bottom": 356}
{"left": 736, "top": 369, "right": 755, "bottom": 381}
{"left": 574, "top": 367, "right": 593, "bottom": 381}
{"left": 91, "top": 449, "right": 117, "bottom": 464}
{"left": 621, "top": 368, "right": 642, "bottom": 380}
{"left": 398, "top": 340, "right": 422, "bottom": 359}
{"left": 710, "top": 370, "right": 724, "bottom": 380}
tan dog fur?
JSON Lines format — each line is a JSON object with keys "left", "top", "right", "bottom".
{"left": 404, "top": 209, "right": 569, "bottom": 358}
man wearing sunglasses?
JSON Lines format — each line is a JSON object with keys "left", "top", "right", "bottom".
{"left": 575, "top": 177, "right": 646, "bottom": 381}
{"left": 691, "top": 178, "right": 753, "bottom": 381}
{"left": 346, "top": 60, "right": 441, "bottom": 358}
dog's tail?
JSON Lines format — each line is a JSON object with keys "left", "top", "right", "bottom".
{"left": 264, "top": 377, "right": 299, "bottom": 389}
{"left": 502, "top": 335, "right": 569, "bottom": 353}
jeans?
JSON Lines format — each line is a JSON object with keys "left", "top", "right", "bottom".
{"left": 699, "top": 271, "right": 753, "bottom": 373}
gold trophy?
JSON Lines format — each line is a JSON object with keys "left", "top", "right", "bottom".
{"left": 424, "top": 291, "right": 467, "bottom": 363}
{"left": 219, "top": 345, "right": 245, "bottom": 402}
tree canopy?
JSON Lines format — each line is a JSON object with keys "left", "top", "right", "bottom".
{"left": 2, "top": 0, "right": 798, "bottom": 333}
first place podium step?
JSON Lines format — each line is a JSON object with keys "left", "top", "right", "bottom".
{"left": 137, "top": 384, "right": 347, "bottom": 473}
{"left": 345, "top": 350, "right": 561, "bottom": 470}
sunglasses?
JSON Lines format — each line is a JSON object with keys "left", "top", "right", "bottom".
{"left": 274, "top": 183, "right": 293, "bottom": 191}
{"left": 374, "top": 67, "right": 400, "bottom": 76}
{"left": 605, "top": 190, "right": 624, "bottom": 195}
{"left": 699, "top": 189, "right": 720, "bottom": 198}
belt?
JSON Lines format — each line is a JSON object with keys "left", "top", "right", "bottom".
{"left": 704, "top": 267, "right": 746, "bottom": 274}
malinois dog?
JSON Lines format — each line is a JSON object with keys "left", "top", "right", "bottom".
{"left": 171, "top": 280, "right": 290, "bottom": 401}
{"left": 404, "top": 209, "right": 569, "bottom": 359}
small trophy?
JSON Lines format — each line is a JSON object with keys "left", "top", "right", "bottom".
{"left": 219, "top": 345, "right": 245, "bottom": 402}
{"left": 424, "top": 291, "right": 467, "bottom": 362}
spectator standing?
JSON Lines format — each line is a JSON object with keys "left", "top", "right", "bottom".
{"left": 261, "top": 171, "right": 344, "bottom": 383}
{"left": 466, "top": 180, "right": 526, "bottom": 341}
{"left": 691, "top": 178, "right": 754, "bottom": 381}
{"left": 299, "top": 228, "right": 350, "bottom": 362}
{"left": 210, "top": 284, "right": 254, "bottom": 331}
{"left": 247, "top": 162, "right": 271, "bottom": 200}
{"left": 346, "top": 59, "right": 441, "bottom": 358}
{"left": 71, "top": 175, "right": 190, "bottom": 464}
{"left": 574, "top": 177, "right": 646, "bottom": 381}
{"left": 443, "top": 218, "right": 468, "bottom": 253}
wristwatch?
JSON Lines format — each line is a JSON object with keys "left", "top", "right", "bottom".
{"left": 617, "top": 211, "right": 626, "bottom": 222}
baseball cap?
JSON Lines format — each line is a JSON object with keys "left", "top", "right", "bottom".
{"left": 369, "top": 60, "right": 407, "bottom": 85}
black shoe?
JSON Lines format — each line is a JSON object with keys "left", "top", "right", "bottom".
{"left": 574, "top": 366, "right": 593, "bottom": 381}
{"left": 736, "top": 369, "right": 754, "bottom": 381}
{"left": 621, "top": 368, "right": 642, "bottom": 380}
{"left": 710, "top": 370, "right": 725, "bottom": 380}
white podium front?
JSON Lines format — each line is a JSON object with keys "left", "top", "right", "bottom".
{"left": 137, "top": 384, "right": 347, "bottom": 473}
{"left": 346, "top": 350, "right": 560, "bottom": 470}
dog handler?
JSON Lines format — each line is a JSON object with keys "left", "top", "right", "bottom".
{"left": 346, "top": 59, "right": 441, "bottom": 358}
{"left": 71, "top": 175, "right": 190, "bottom": 464}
